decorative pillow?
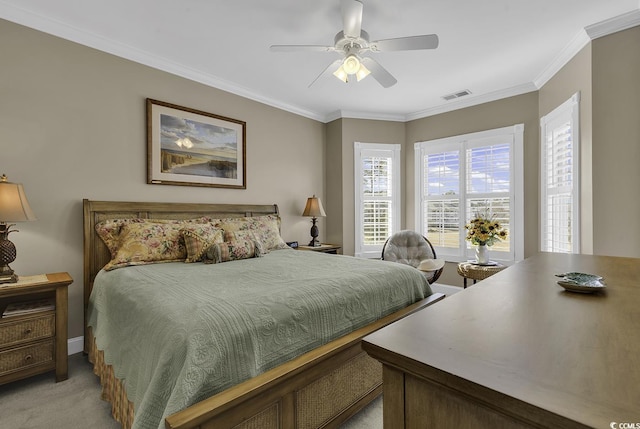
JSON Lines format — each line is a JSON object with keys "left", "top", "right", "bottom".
{"left": 202, "top": 238, "right": 263, "bottom": 264}
{"left": 223, "top": 229, "right": 248, "bottom": 240}
{"left": 96, "top": 217, "right": 212, "bottom": 257}
{"left": 218, "top": 215, "right": 288, "bottom": 251}
{"left": 181, "top": 224, "right": 224, "bottom": 263}
{"left": 96, "top": 218, "right": 148, "bottom": 257}
{"left": 249, "top": 215, "right": 289, "bottom": 251}
{"left": 223, "top": 230, "right": 266, "bottom": 257}
{"left": 216, "top": 216, "right": 254, "bottom": 232}
{"left": 103, "top": 222, "right": 189, "bottom": 271}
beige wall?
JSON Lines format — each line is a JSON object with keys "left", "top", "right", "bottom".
{"left": 591, "top": 25, "right": 640, "bottom": 258}
{"left": 1, "top": 19, "right": 325, "bottom": 339}
{"left": 326, "top": 118, "right": 406, "bottom": 256}
{"left": 539, "top": 45, "right": 594, "bottom": 254}
{"left": 325, "top": 120, "right": 343, "bottom": 248}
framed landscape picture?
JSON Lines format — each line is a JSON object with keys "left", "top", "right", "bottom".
{"left": 147, "top": 99, "right": 246, "bottom": 189}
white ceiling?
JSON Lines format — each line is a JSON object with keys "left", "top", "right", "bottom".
{"left": 1, "top": 0, "right": 639, "bottom": 122}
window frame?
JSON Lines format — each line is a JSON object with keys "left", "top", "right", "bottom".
{"left": 540, "top": 92, "right": 580, "bottom": 253}
{"left": 414, "top": 124, "right": 524, "bottom": 263}
{"left": 354, "top": 142, "right": 401, "bottom": 258}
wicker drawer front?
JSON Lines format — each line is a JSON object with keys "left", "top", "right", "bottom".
{"left": 0, "top": 339, "right": 54, "bottom": 375}
{"left": 296, "top": 352, "right": 382, "bottom": 429}
{"left": 0, "top": 313, "right": 55, "bottom": 348}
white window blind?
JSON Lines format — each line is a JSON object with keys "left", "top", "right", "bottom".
{"left": 466, "top": 141, "right": 512, "bottom": 253}
{"left": 415, "top": 125, "right": 524, "bottom": 262}
{"left": 355, "top": 143, "right": 401, "bottom": 258}
{"left": 423, "top": 150, "right": 460, "bottom": 249}
{"left": 540, "top": 93, "right": 580, "bottom": 253}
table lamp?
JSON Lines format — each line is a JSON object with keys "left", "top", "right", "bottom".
{"left": 0, "top": 174, "right": 36, "bottom": 283}
{"left": 302, "top": 195, "right": 326, "bottom": 247}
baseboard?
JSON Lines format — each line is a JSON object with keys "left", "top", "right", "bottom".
{"left": 68, "top": 336, "right": 84, "bottom": 355}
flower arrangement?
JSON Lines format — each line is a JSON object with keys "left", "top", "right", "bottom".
{"left": 465, "top": 211, "right": 508, "bottom": 246}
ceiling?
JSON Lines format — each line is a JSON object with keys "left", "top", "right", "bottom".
{"left": 1, "top": 0, "right": 639, "bottom": 122}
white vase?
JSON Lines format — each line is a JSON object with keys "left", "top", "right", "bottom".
{"left": 475, "top": 244, "right": 488, "bottom": 264}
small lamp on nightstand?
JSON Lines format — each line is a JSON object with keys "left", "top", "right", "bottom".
{"left": 0, "top": 174, "right": 36, "bottom": 284}
{"left": 302, "top": 195, "right": 326, "bottom": 247}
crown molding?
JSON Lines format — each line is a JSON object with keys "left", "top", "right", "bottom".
{"left": 323, "top": 111, "right": 344, "bottom": 123}
{"left": 534, "top": 9, "right": 640, "bottom": 88}
{"left": 325, "top": 110, "right": 407, "bottom": 123}
{"left": 2, "top": 2, "right": 638, "bottom": 125}
{"left": 0, "top": 2, "right": 326, "bottom": 123}
{"left": 533, "top": 29, "right": 592, "bottom": 89}
{"left": 585, "top": 8, "right": 640, "bottom": 39}
{"left": 404, "top": 83, "right": 538, "bottom": 122}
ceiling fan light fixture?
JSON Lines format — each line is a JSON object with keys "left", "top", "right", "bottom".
{"left": 270, "top": 0, "right": 439, "bottom": 88}
{"left": 332, "top": 66, "right": 349, "bottom": 83}
{"left": 333, "top": 53, "right": 369, "bottom": 83}
{"left": 355, "top": 62, "right": 370, "bottom": 81}
{"left": 342, "top": 54, "right": 360, "bottom": 74}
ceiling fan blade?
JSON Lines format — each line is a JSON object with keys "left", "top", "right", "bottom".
{"left": 341, "top": 0, "right": 363, "bottom": 38}
{"left": 270, "top": 45, "right": 335, "bottom": 53}
{"left": 308, "top": 59, "right": 343, "bottom": 88}
{"left": 361, "top": 57, "right": 397, "bottom": 88}
{"left": 371, "top": 34, "right": 439, "bottom": 51}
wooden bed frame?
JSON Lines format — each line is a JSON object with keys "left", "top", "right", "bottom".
{"left": 83, "top": 199, "right": 445, "bottom": 429}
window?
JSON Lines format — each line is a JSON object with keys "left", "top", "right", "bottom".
{"left": 415, "top": 125, "right": 524, "bottom": 262}
{"left": 354, "top": 143, "right": 401, "bottom": 258}
{"left": 540, "top": 93, "right": 580, "bottom": 253}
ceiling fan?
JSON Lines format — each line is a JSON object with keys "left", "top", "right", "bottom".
{"left": 270, "top": 0, "right": 439, "bottom": 88}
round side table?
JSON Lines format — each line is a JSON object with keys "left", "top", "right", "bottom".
{"left": 457, "top": 261, "right": 507, "bottom": 288}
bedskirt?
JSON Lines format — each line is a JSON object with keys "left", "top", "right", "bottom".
{"left": 88, "top": 327, "right": 135, "bottom": 429}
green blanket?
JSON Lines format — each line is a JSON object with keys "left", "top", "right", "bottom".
{"left": 88, "top": 249, "right": 432, "bottom": 429}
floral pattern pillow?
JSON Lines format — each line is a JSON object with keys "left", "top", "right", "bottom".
{"left": 96, "top": 217, "right": 212, "bottom": 258}
{"left": 103, "top": 222, "right": 189, "bottom": 271}
{"left": 181, "top": 224, "right": 225, "bottom": 263}
{"left": 224, "top": 230, "right": 266, "bottom": 257}
{"left": 202, "top": 238, "right": 263, "bottom": 264}
{"left": 218, "top": 215, "right": 288, "bottom": 251}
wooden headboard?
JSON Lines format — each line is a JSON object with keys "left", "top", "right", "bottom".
{"left": 82, "top": 199, "right": 279, "bottom": 352}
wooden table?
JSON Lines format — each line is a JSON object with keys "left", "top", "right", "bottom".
{"left": 362, "top": 253, "right": 640, "bottom": 428}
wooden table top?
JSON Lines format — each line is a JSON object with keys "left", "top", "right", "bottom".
{"left": 363, "top": 252, "right": 640, "bottom": 427}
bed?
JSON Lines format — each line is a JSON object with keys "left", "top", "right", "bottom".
{"left": 83, "top": 199, "right": 444, "bottom": 429}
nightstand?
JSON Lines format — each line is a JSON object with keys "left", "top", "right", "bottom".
{"left": 297, "top": 244, "right": 342, "bottom": 254}
{"left": 457, "top": 262, "right": 506, "bottom": 288}
{"left": 0, "top": 272, "right": 73, "bottom": 385}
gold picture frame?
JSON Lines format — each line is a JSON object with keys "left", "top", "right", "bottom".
{"left": 146, "top": 99, "right": 246, "bottom": 189}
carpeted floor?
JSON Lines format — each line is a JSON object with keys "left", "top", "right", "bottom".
{"left": 0, "top": 353, "right": 120, "bottom": 429}
{"left": 0, "top": 353, "right": 381, "bottom": 429}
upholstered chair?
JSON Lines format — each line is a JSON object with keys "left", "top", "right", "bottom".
{"left": 381, "top": 230, "right": 443, "bottom": 284}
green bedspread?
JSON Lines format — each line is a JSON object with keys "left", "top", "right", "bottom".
{"left": 87, "top": 249, "right": 432, "bottom": 429}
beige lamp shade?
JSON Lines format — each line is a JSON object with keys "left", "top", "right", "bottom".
{"left": 302, "top": 195, "right": 326, "bottom": 218}
{"left": 0, "top": 174, "right": 36, "bottom": 283}
{"left": 0, "top": 175, "right": 36, "bottom": 222}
